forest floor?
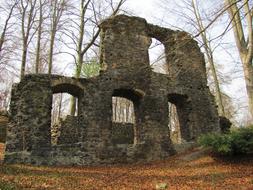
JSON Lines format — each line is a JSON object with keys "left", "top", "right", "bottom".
{"left": 0, "top": 143, "right": 253, "bottom": 190}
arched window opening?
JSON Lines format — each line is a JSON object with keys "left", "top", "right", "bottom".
{"left": 111, "top": 89, "right": 142, "bottom": 145}
{"left": 168, "top": 94, "right": 191, "bottom": 144}
{"left": 148, "top": 38, "right": 168, "bottom": 74}
{"left": 51, "top": 83, "right": 83, "bottom": 146}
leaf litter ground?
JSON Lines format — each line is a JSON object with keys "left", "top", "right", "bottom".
{"left": 0, "top": 143, "right": 253, "bottom": 190}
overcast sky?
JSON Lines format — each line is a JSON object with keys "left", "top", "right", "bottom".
{"left": 125, "top": 0, "right": 156, "bottom": 19}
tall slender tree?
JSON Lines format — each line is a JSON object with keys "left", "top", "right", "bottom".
{"left": 224, "top": 0, "right": 253, "bottom": 120}
{"left": 0, "top": 0, "right": 19, "bottom": 78}
{"left": 19, "top": 0, "right": 37, "bottom": 79}
{"left": 192, "top": 0, "right": 225, "bottom": 116}
{"left": 48, "top": 0, "right": 66, "bottom": 74}
{"left": 34, "top": 0, "right": 47, "bottom": 73}
{"left": 0, "top": 0, "right": 18, "bottom": 53}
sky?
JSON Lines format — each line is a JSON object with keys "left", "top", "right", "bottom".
{"left": 124, "top": 0, "right": 157, "bottom": 20}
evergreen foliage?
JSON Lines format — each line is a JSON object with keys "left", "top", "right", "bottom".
{"left": 198, "top": 126, "right": 253, "bottom": 155}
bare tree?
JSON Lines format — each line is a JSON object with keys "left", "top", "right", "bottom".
{"left": 0, "top": 0, "right": 19, "bottom": 79}
{"left": 48, "top": 0, "right": 66, "bottom": 74}
{"left": 0, "top": 1, "right": 22, "bottom": 111}
{"left": 74, "top": 0, "right": 125, "bottom": 78}
{"left": 19, "top": 0, "right": 37, "bottom": 79}
{"left": 192, "top": 0, "right": 225, "bottom": 116}
{"left": 34, "top": 0, "right": 47, "bottom": 73}
{"left": 69, "top": 0, "right": 127, "bottom": 115}
{"left": 0, "top": 0, "right": 18, "bottom": 53}
{"left": 224, "top": 0, "right": 253, "bottom": 120}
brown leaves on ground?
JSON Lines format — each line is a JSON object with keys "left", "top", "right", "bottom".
{"left": 0, "top": 143, "right": 253, "bottom": 190}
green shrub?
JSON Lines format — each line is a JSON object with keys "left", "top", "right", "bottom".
{"left": 198, "top": 125, "right": 253, "bottom": 156}
{"left": 230, "top": 126, "right": 253, "bottom": 154}
{"left": 198, "top": 133, "right": 232, "bottom": 155}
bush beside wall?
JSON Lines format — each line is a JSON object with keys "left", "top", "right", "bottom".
{"left": 198, "top": 125, "right": 253, "bottom": 156}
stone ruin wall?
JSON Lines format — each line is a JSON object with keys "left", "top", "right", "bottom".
{"left": 4, "top": 15, "right": 220, "bottom": 166}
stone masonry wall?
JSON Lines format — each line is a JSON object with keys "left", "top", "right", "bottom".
{"left": 52, "top": 116, "right": 82, "bottom": 145}
{"left": 111, "top": 123, "right": 134, "bottom": 145}
{"left": 4, "top": 15, "right": 219, "bottom": 166}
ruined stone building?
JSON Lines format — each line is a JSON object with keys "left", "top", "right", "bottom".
{"left": 4, "top": 15, "right": 220, "bottom": 165}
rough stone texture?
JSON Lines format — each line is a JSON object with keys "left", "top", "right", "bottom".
{"left": 111, "top": 123, "right": 134, "bottom": 144}
{"left": 4, "top": 15, "right": 220, "bottom": 166}
{"left": 54, "top": 116, "right": 82, "bottom": 145}
{"left": 0, "top": 115, "right": 8, "bottom": 143}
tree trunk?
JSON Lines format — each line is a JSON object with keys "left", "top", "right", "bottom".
{"left": 0, "top": 1, "right": 17, "bottom": 52}
{"left": 48, "top": 30, "right": 56, "bottom": 74}
{"left": 20, "top": 39, "right": 28, "bottom": 79}
{"left": 192, "top": 0, "right": 225, "bottom": 116}
{"left": 69, "top": 0, "right": 125, "bottom": 116}
{"left": 48, "top": 0, "right": 58, "bottom": 75}
{"left": 208, "top": 54, "right": 225, "bottom": 116}
{"left": 242, "top": 58, "right": 253, "bottom": 119}
{"left": 20, "top": 0, "right": 37, "bottom": 79}
{"left": 69, "top": 97, "right": 76, "bottom": 116}
{"left": 69, "top": 52, "right": 83, "bottom": 116}
{"left": 35, "top": 0, "right": 43, "bottom": 74}
{"left": 224, "top": 0, "right": 253, "bottom": 119}
{"left": 69, "top": 0, "right": 87, "bottom": 116}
